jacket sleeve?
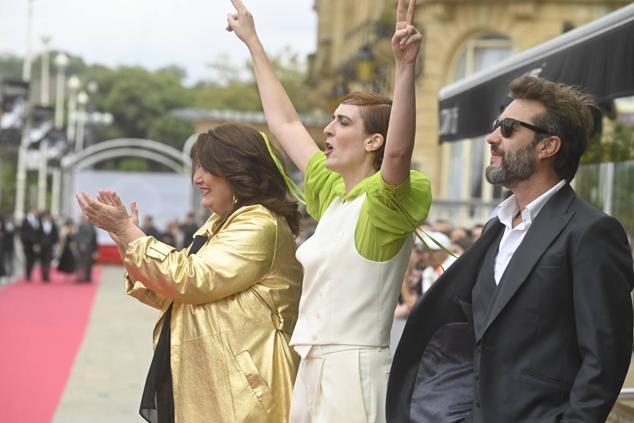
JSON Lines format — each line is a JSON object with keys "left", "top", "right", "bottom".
{"left": 124, "top": 274, "right": 170, "bottom": 310}
{"left": 562, "top": 215, "right": 634, "bottom": 421}
{"left": 123, "top": 208, "right": 277, "bottom": 305}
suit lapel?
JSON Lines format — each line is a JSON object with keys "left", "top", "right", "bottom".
{"left": 479, "top": 185, "right": 576, "bottom": 340}
{"left": 392, "top": 218, "right": 502, "bottom": 381}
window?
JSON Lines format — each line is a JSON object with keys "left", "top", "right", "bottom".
{"left": 446, "top": 34, "right": 512, "bottom": 202}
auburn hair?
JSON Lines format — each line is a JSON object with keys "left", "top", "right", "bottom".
{"left": 340, "top": 92, "right": 392, "bottom": 170}
{"left": 192, "top": 124, "right": 300, "bottom": 235}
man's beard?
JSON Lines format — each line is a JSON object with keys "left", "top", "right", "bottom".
{"left": 485, "top": 140, "right": 538, "bottom": 186}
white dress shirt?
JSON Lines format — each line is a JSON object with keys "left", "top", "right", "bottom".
{"left": 27, "top": 213, "right": 39, "bottom": 229}
{"left": 494, "top": 180, "right": 566, "bottom": 284}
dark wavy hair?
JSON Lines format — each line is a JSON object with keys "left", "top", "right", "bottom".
{"left": 510, "top": 75, "right": 597, "bottom": 182}
{"left": 192, "top": 124, "right": 300, "bottom": 235}
{"left": 341, "top": 92, "right": 393, "bottom": 170}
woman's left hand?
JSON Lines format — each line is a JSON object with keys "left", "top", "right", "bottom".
{"left": 392, "top": 0, "right": 423, "bottom": 65}
{"left": 76, "top": 190, "right": 133, "bottom": 236}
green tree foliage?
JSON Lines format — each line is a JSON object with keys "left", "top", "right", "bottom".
{"left": 0, "top": 49, "right": 320, "bottom": 212}
{"left": 194, "top": 48, "right": 319, "bottom": 114}
{"left": 86, "top": 66, "right": 194, "bottom": 148}
{"left": 0, "top": 152, "right": 17, "bottom": 213}
{"left": 1, "top": 47, "right": 318, "bottom": 191}
{"left": 0, "top": 53, "right": 23, "bottom": 79}
{"left": 577, "top": 115, "right": 634, "bottom": 237}
{"left": 582, "top": 120, "right": 634, "bottom": 164}
{"left": 118, "top": 158, "right": 151, "bottom": 172}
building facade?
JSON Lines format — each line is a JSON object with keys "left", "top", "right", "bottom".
{"left": 308, "top": 0, "right": 629, "bottom": 225}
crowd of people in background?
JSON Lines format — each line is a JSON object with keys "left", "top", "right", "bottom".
{"left": 0, "top": 206, "right": 494, "bottom": 294}
{"left": 394, "top": 218, "right": 486, "bottom": 319}
{"left": 0, "top": 209, "right": 214, "bottom": 286}
{"left": 0, "top": 208, "right": 99, "bottom": 284}
{"left": 0, "top": 213, "right": 16, "bottom": 282}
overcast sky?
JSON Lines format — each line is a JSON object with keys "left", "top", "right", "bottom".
{"left": 0, "top": 0, "right": 317, "bottom": 85}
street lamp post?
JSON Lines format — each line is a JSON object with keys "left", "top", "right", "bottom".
{"left": 22, "top": 0, "right": 34, "bottom": 82}
{"left": 354, "top": 45, "right": 375, "bottom": 83}
{"left": 53, "top": 53, "right": 68, "bottom": 128}
{"left": 37, "top": 138, "right": 48, "bottom": 210}
{"left": 66, "top": 75, "right": 80, "bottom": 143}
{"left": 75, "top": 91, "right": 88, "bottom": 151}
{"left": 36, "top": 35, "right": 53, "bottom": 211}
{"left": 51, "top": 167, "right": 61, "bottom": 216}
{"left": 14, "top": 116, "right": 31, "bottom": 220}
{"left": 14, "top": 0, "right": 36, "bottom": 220}
{"left": 40, "top": 34, "right": 51, "bottom": 105}
{"left": 51, "top": 53, "right": 69, "bottom": 217}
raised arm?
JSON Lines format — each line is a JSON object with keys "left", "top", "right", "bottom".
{"left": 227, "top": 0, "right": 319, "bottom": 172}
{"left": 381, "top": 0, "right": 422, "bottom": 186}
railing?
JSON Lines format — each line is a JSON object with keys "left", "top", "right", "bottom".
{"left": 618, "top": 387, "right": 634, "bottom": 401}
{"left": 426, "top": 198, "right": 501, "bottom": 228}
{"left": 575, "top": 160, "right": 634, "bottom": 239}
{"left": 428, "top": 161, "right": 634, "bottom": 235}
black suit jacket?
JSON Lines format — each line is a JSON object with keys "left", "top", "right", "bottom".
{"left": 20, "top": 215, "right": 42, "bottom": 252}
{"left": 387, "top": 185, "right": 634, "bottom": 423}
{"left": 40, "top": 220, "right": 59, "bottom": 260}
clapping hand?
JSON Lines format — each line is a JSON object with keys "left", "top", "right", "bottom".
{"left": 392, "top": 0, "right": 422, "bottom": 65}
{"left": 76, "top": 190, "right": 138, "bottom": 237}
{"left": 97, "top": 190, "right": 139, "bottom": 228}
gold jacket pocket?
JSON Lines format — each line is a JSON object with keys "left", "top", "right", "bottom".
{"left": 235, "top": 350, "right": 274, "bottom": 414}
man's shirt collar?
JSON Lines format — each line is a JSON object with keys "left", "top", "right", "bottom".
{"left": 497, "top": 179, "right": 566, "bottom": 229}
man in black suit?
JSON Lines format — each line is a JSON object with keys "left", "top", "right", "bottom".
{"left": 20, "top": 207, "right": 42, "bottom": 282}
{"left": 75, "top": 215, "right": 98, "bottom": 282}
{"left": 39, "top": 211, "right": 59, "bottom": 282}
{"left": 387, "top": 76, "right": 634, "bottom": 423}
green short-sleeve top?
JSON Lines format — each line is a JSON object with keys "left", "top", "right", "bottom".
{"left": 303, "top": 152, "right": 432, "bottom": 262}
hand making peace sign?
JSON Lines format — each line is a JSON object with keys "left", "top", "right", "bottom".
{"left": 392, "top": 0, "right": 422, "bottom": 65}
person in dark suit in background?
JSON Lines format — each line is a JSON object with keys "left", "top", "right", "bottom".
{"left": 387, "top": 76, "right": 634, "bottom": 423}
{"left": 39, "top": 211, "right": 59, "bottom": 282}
{"left": 180, "top": 212, "right": 198, "bottom": 249}
{"left": 141, "top": 215, "right": 161, "bottom": 240}
{"left": 20, "top": 207, "right": 42, "bottom": 282}
{"left": 75, "top": 214, "right": 98, "bottom": 282}
{"left": 2, "top": 214, "right": 16, "bottom": 276}
{"left": 0, "top": 215, "right": 6, "bottom": 280}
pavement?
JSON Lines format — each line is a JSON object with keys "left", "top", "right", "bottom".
{"left": 17, "top": 264, "right": 630, "bottom": 421}
{"left": 51, "top": 265, "right": 157, "bottom": 423}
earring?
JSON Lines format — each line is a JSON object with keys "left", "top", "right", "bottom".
{"left": 232, "top": 194, "right": 238, "bottom": 206}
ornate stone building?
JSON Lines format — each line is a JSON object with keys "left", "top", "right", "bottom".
{"left": 308, "top": 0, "right": 629, "bottom": 225}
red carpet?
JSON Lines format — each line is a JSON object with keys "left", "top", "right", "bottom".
{"left": 0, "top": 267, "right": 101, "bottom": 423}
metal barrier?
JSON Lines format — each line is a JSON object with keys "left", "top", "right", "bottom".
{"left": 618, "top": 387, "right": 634, "bottom": 401}
{"left": 426, "top": 198, "right": 501, "bottom": 228}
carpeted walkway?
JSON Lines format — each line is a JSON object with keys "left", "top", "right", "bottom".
{"left": 0, "top": 268, "right": 100, "bottom": 423}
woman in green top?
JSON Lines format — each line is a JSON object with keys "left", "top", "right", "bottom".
{"left": 228, "top": 0, "right": 431, "bottom": 421}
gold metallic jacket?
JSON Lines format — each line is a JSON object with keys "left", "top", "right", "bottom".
{"left": 124, "top": 205, "right": 302, "bottom": 422}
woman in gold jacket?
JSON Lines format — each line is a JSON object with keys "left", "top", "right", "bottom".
{"left": 77, "top": 124, "right": 303, "bottom": 423}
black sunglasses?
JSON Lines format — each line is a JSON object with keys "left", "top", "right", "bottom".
{"left": 492, "top": 118, "right": 555, "bottom": 138}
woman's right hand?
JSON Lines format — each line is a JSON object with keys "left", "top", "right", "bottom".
{"left": 226, "top": 0, "right": 259, "bottom": 46}
{"left": 76, "top": 190, "right": 146, "bottom": 252}
{"left": 76, "top": 191, "right": 131, "bottom": 236}
{"left": 97, "top": 190, "right": 139, "bottom": 228}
